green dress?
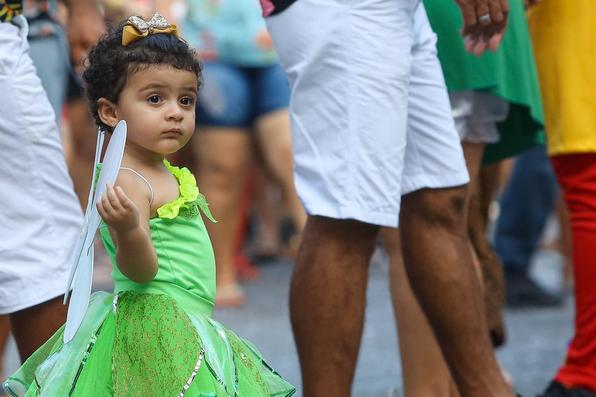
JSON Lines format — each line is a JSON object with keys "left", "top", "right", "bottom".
{"left": 423, "top": 0, "right": 545, "bottom": 163}
{"left": 4, "top": 161, "right": 296, "bottom": 397}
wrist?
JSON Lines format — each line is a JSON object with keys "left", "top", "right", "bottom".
{"left": 114, "top": 223, "right": 142, "bottom": 237}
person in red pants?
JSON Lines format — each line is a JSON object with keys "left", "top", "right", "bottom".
{"left": 528, "top": 2, "right": 596, "bottom": 396}
{"left": 547, "top": 156, "right": 596, "bottom": 396}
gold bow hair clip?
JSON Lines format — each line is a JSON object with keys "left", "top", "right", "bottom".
{"left": 122, "top": 13, "right": 179, "bottom": 46}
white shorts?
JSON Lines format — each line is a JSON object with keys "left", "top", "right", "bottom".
{"left": 450, "top": 91, "right": 509, "bottom": 144}
{"left": 0, "top": 17, "right": 82, "bottom": 315}
{"left": 266, "top": 0, "right": 469, "bottom": 227}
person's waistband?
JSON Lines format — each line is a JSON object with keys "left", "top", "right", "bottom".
{"left": 263, "top": 0, "right": 296, "bottom": 17}
{"left": 0, "top": 0, "right": 22, "bottom": 23}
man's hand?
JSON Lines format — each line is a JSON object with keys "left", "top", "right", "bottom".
{"left": 64, "top": 1, "right": 105, "bottom": 71}
{"left": 455, "top": 0, "right": 509, "bottom": 55}
{"left": 97, "top": 185, "right": 140, "bottom": 234}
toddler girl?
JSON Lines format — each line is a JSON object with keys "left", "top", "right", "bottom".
{"left": 4, "top": 13, "right": 295, "bottom": 397}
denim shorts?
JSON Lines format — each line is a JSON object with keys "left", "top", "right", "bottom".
{"left": 196, "top": 62, "right": 290, "bottom": 128}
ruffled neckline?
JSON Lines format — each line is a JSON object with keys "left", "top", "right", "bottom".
{"left": 155, "top": 159, "right": 216, "bottom": 222}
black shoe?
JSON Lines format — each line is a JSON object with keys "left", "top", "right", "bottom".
{"left": 505, "top": 270, "right": 563, "bottom": 308}
{"left": 538, "top": 380, "right": 596, "bottom": 397}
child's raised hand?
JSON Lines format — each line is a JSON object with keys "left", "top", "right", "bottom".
{"left": 97, "top": 185, "right": 140, "bottom": 233}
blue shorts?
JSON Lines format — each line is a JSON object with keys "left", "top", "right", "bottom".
{"left": 196, "top": 62, "right": 290, "bottom": 128}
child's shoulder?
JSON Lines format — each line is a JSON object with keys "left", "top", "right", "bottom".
{"left": 114, "top": 168, "right": 154, "bottom": 213}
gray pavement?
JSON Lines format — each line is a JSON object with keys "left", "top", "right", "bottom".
{"left": 214, "top": 249, "right": 572, "bottom": 397}
{"left": 2, "top": 249, "right": 572, "bottom": 397}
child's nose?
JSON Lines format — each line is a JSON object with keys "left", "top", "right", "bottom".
{"left": 165, "top": 104, "right": 183, "bottom": 121}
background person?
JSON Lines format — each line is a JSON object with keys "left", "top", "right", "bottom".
{"left": 178, "top": 0, "right": 306, "bottom": 307}
{"left": 0, "top": 0, "right": 103, "bottom": 365}
{"left": 263, "top": 0, "right": 516, "bottom": 395}
{"left": 379, "top": 0, "right": 545, "bottom": 394}
{"left": 528, "top": 2, "right": 596, "bottom": 395}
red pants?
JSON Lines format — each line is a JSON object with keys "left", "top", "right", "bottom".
{"left": 551, "top": 153, "right": 596, "bottom": 390}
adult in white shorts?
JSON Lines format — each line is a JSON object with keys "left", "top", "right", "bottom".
{"left": 263, "top": 0, "right": 515, "bottom": 395}
{"left": 0, "top": 1, "right": 103, "bottom": 362}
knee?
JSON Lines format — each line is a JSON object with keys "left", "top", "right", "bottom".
{"left": 402, "top": 186, "right": 468, "bottom": 231}
{"left": 305, "top": 216, "right": 379, "bottom": 254}
{"left": 200, "top": 162, "right": 245, "bottom": 195}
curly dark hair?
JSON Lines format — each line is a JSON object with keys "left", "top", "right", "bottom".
{"left": 82, "top": 19, "right": 202, "bottom": 132}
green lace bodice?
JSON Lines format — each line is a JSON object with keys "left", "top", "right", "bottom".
{"left": 99, "top": 160, "right": 217, "bottom": 316}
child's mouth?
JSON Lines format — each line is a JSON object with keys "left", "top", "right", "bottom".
{"left": 162, "top": 129, "right": 183, "bottom": 136}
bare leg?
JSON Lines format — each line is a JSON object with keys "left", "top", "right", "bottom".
{"left": 193, "top": 128, "right": 252, "bottom": 305}
{"left": 290, "top": 216, "right": 378, "bottom": 396}
{"left": 472, "top": 163, "right": 507, "bottom": 346}
{"left": 0, "top": 315, "right": 10, "bottom": 374}
{"left": 64, "top": 97, "right": 96, "bottom": 210}
{"left": 380, "top": 228, "right": 459, "bottom": 397}
{"left": 461, "top": 142, "right": 486, "bottom": 287}
{"left": 400, "top": 186, "right": 513, "bottom": 396}
{"left": 462, "top": 142, "right": 506, "bottom": 346}
{"left": 10, "top": 296, "right": 66, "bottom": 362}
{"left": 250, "top": 167, "right": 283, "bottom": 259}
{"left": 254, "top": 109, "right": 306, "bottom": 232}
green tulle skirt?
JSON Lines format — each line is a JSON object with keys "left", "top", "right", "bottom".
{"left": 4, "top": 292, "right": 296, "bottom": 397}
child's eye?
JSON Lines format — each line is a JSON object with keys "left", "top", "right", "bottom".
{"left": 148, "top": 95, "right": 161, "bottom": 104}
{"left": 180, "top": 97, "right": 195, "bottom": 106}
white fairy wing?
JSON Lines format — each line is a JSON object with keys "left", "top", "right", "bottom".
{"left": 63, "top": 121, "right": 127, "bottom": 343}
{"left": 85, "top": 121, "right": 128, "bottom": 252}
{"left": 63, "top": 244, "right": 93, "bottom": 343}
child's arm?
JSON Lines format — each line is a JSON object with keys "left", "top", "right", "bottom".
{"left": 97, "top": 177, "right": 158, "bottom": 283}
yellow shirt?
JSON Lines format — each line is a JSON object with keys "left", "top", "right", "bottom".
{"left": 528, "top": 1, "right": 596, "bottom": 156}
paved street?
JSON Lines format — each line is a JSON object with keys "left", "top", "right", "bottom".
{"left": 2, "top": 248, "right": 572, "bottom": 397}
{"left": 213, "top": 249, "right": 572, "bottom": 397}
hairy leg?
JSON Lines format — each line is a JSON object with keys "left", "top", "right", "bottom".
{"left": 472, "top": 163, "right": 507, "bottom": 345}
{"left": 462, "top": 142, "right": 506, "bottom": 345}
{"left": 380, "top": 228, "right": 459, "bottom": 397}
{"left": 461, "top": 142, "right": 486, "bottom": 288}
{"left": 400, "top": 186, "right": 513, "bottom": 396}
{"left": 290, "top": 216, "right": 378, "bottom": 396}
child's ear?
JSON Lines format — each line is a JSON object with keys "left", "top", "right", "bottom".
{"left": 97, "top": 98, "right": 119, "bottom": 128}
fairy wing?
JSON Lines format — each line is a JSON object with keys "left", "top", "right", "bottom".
{"left": 63, "top": 121, "right": 127, "bottom": 343}
{"left": 62, "top": 130, "right": 104, "bottom": 309}
{"left": 85, "top": 121, "right": 128, "bottom": 251}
